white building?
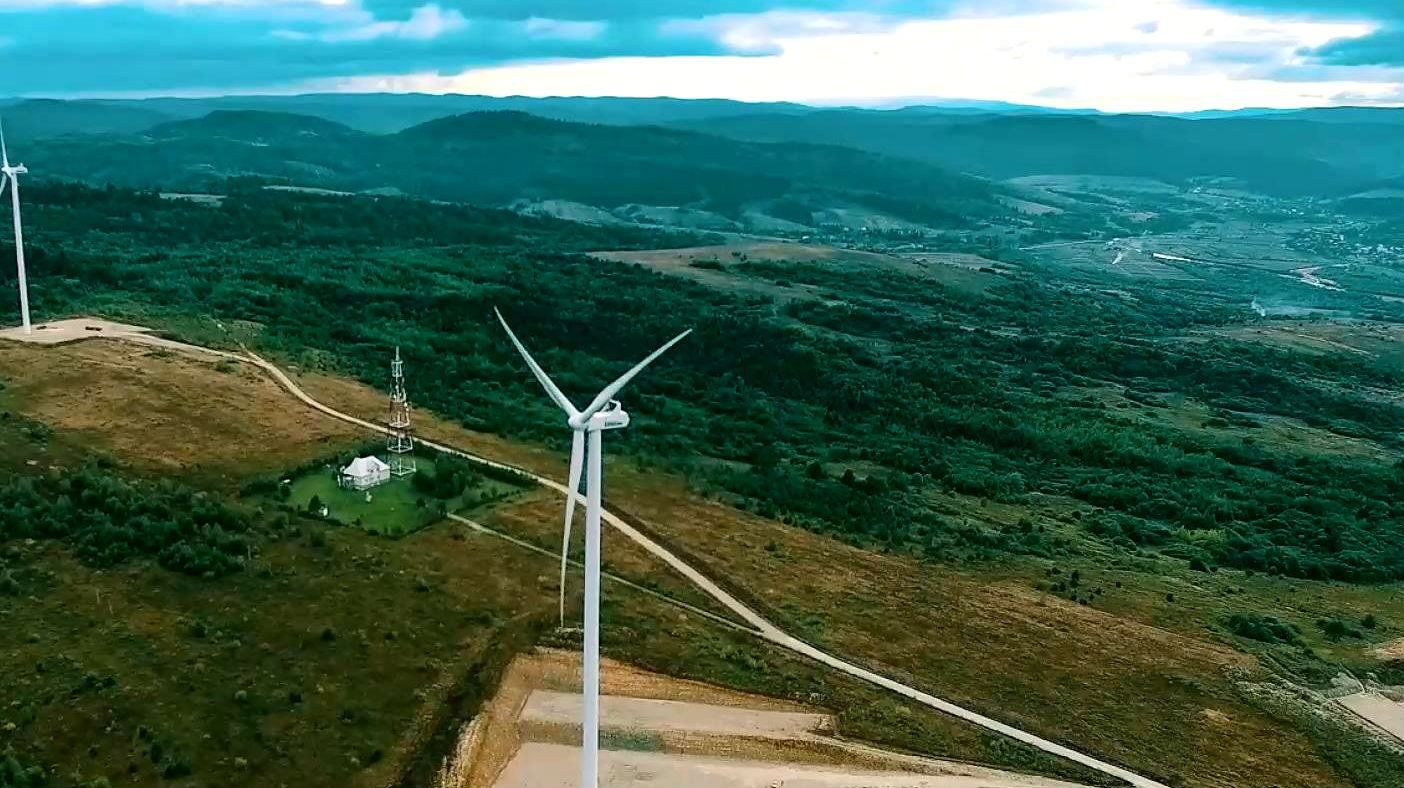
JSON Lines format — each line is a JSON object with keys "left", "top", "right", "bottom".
{"left": 339, "top": 456, "right": 390, "bottom": 490}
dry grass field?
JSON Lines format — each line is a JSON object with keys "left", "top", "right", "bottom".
{"left": 0, "top": 340, "right": 367, "bottom": 488}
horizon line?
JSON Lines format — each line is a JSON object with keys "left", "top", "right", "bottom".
{"left": 4, "top": 91, "right": 1404, "bottom": 117}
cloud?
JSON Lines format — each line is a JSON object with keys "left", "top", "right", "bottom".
{"left": 317, "top": 3, "right": 467, "bottom": 42}
{"left": 1312, "top": 28, "right": 1404, "bottom": 66}
{"left": 0, "top": 1, "right": 737, "bottom": 93}
{"left": 356, "top": 1, "right": 960, "bottom": 23}
{"left": 1197, "top": 1, "right": 1404, "bottom": 21}
{"left": 0, "top": 0, "right": 1400, "bottom": 108}
{"left": 344, "top": 0, "right": 1402, "bottom": 112}
{"left": 1198, "top": 0, "right": 1404, "bottom": 66}
{"left": 523, "top": 17, "right": 607, "bottom": 41}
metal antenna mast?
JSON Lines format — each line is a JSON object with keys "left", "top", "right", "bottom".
{"left": 387, "top": 347, "right": 416, "bottom": 477}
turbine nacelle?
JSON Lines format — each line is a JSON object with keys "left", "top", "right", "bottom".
{"left": 572, "top": 400, "right": 629, "bottom": 432}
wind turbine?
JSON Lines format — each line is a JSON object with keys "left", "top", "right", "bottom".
{"left": 495, "top": 308, "right": 689, "bottom": 788}
{"left": 0, "top": 117, "right": 31, "bottom": 334}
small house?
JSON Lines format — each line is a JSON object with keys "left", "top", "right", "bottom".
{"left": 339, "top": 456, "right": 390, "bottom": 491}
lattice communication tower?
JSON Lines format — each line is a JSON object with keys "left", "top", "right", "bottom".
{"left": 387, "top": 346, "right": 416, "bottom": 477}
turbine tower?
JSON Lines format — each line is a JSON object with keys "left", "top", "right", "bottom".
{"left": 387, "top": 347, "right": 416, "bottom": 477}
{"left": 495, "top": 309, "right": 689, "bottom": 788}
{"left": 0, "top": 117, "right": 31, "bottom": 334}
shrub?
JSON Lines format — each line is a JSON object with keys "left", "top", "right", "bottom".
{"left": 0, "top": 464, "right": 254, "bottom": 578}
{"left": 161, "top": 754, "right": 192, "bottom": 779}
{"left": 1317, "top": 618, "right": 1364, "bottom": 641}
{"left": 1227, "top": 613, "right": 1301, "bottom": 645}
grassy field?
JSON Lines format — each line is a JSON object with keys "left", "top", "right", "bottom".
{"left": 289, "top": 462, "right": 434, "bottom": 535}
{"left": 0, "top": 339, "right": 368, "bottom": 489}
{"left": 294, "top": 350, "right": 1404, "bottom": 788}
{"left": 282, "top": 456, "right": 523, "bottom": 537}
{"left": 0, "top": 342, "right": 558, "bottom": 788}
{"left": 4, "top": 332, "right": 1403, "bottom": 788}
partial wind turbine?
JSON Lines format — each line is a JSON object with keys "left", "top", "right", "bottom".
{"left": 495, "top": 308, "right": 689, "bottom": 788}
{"left": 0, "top": 117, "right": 31, "bottom": 334}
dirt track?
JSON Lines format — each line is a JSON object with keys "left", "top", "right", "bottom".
{"left": 1338, "top": 693, "right": 1404, "bottom": 743}
{"left": 0, "top": 320, "right": 1168, "bottom": 788}
{"left": 495, "top": 744, "right": 1087, "bottom": 788}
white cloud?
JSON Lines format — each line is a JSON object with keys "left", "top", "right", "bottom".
{"left": 322, "top": 0, "right": 1404, "bottom": 111}
{"left": 0, "top": 0, "right": 349, "bottom": 7}
{"left": 318, "top": 3, "right": 467, "bottom": 42}
{"left": 523, "top": 17, "right": 605, "bottom": 41}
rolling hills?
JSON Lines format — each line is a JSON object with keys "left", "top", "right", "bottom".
{"left": 7, "top": 95, "right": 1404, "bottom": 231}
{"left": 22, "top": 109, "right": 1014, "bottom": 231}
{"left": 672, "top": 110, "right": 1404, "bottom": 196}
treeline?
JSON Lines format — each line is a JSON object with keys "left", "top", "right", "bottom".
{"left": 14, "top": 183, "right": 1404, "bottom": 582}
{"left": 0, "top": 464, "right": 254, "bottom": 578}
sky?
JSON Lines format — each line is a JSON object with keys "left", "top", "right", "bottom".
{"left": 2, "top": 0, "right": 1403, "bottom": 111}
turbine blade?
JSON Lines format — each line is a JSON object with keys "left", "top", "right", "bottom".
{"left": 494, "top": 308, "right": 579, "bottom": 418}
{"left": 558, "top": 429, "right": 585, "bottom": 626}
{"left": 0, "top": 174, "right": 7, "bottom": 202}
{"left": 0, "top": 115, "right": 8, "bottom": 168}
{"left": 579, "top": 329, "right": 692, "bottom": 420}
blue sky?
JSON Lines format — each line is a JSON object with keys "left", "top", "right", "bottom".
{"left": 2, "top": 0, "right": 1402, "bottom": 110}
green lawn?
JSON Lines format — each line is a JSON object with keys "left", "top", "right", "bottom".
{"left": 286, "top": 455, "right": 528, "bottom": 535}
{"left": 287, "top": 456, "right": 452, "bottom": 535}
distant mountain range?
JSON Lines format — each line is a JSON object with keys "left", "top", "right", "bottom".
{"left": 2, "top": 94, "right": 1402, "bottom": 228}
{"left": 4, "top": 93, "right": 1401, "bottom": 137}
{"left": 671, "top": 110, "right": 1404, "bottom": 196}
{"left": 20, "top": 109, "right": 1011, "bottom": 231}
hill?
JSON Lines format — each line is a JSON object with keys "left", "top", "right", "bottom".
{"left": 24, "top": 111, "right": 368, "bottom": 192}
{"left": 12, "top": 95, "right": 1404, "bottom": 208}
{"left": 21, "top": 109, "right": 1012, "bottom": 230}
{"left": 0, "top": 98, "right": 173, "bottom": 142}
{"left": 386, "top": 111, "right": 1004, "bottom": 226}
{"left": 674, "top": 110, "right": 1404, "bottom": 196}
{"left": 85, "top": 93, "right": 819, "bottom": 134}
{"left": 146, "top": 109, "right": 366, "bottom": 145}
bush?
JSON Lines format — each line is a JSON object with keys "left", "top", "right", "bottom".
{"left": 0, "top": 464, "right": 254, "bottom": 579}
{"left": 0, "top": 751, "right": 46, "bottom": 788}
{"left": 161, "top": 754, "right": 192, "bottom": 779}
{"left": 1317, "top": 618, "right": 1364, "bottom": 642}
{"left": 412, "top": 456, "right": 482, "bottom": 499}
{"left": 1227, "top": 613, "right": 1301, "bottom": 645}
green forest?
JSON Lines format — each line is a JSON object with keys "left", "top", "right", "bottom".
{"left": 9, "top": 182, "right": 1404, "bottom": 585}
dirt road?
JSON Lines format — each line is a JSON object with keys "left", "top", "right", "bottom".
{"left": 1, "top": 321, "right": 1167, "bottom": 788}
{"left": 239, "top": 348, "right": 1167, "bottom": 788}
{"left": 495, "top": 744, "right": 1091, "bottom": 788}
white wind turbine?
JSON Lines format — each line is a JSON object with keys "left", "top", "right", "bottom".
{"left": 495, "top": 308, "right": 690, "bottom": 788}
{"left": 0, "top": 117, "right": 31, "bottom": 334}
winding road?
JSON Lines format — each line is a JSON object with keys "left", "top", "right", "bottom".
{"left": 237, "top": 349, "right": 1168, "bottom": 788}
{"left": 8, "top": 322, "right": 1166, "bottom": 788}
